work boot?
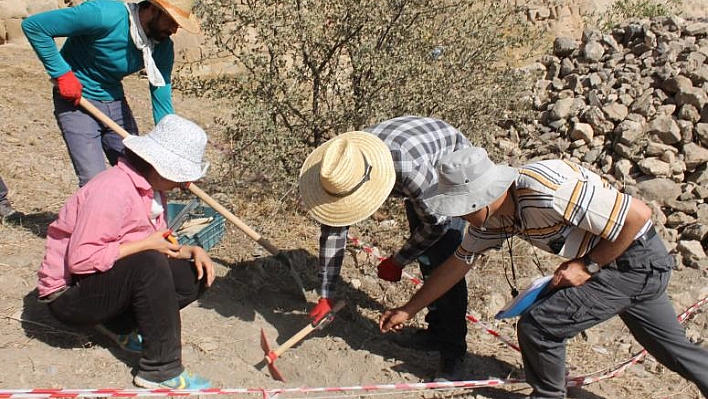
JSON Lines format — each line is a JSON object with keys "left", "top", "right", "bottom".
{"left": 433, "top": 355, "right": 466, "bottom": 382}
{"left": 390, "top": 328, "right": 441, "bottom": 352}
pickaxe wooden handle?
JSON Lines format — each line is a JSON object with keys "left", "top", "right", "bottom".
{"left": 255, "top": 300, "right": 346, "bottom": 376}
{"left": 266, "top": 300, "right": 346, "bottom": 361}
{"left": 78, "top": 98, "right": 307, "bottom": 298}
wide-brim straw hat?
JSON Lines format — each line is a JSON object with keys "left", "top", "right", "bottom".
{"left": 123, "top": 114, "right": 209, "bottom": 183}
{"left": 299, "top": 131, "right": 396, "bottom": 227}
{"left": 148, "top": 0, "right": 200, "bottom": 33}
{"left": 423, "top": 147, "right": 518, "bottom": 217}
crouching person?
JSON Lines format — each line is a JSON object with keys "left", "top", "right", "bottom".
{"left": 37, "top": 114, "right": 215, "bottom": 389}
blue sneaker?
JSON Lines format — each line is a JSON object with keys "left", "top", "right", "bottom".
{"left": 133, "top": 370, "right": 212, "bottom": 389}
{"left": 95, "top": 324, "right": 143, "bottom": 353}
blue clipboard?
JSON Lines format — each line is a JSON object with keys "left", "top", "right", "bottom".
{"left": 495, "top": 275, "right": 553, "bottom": 319}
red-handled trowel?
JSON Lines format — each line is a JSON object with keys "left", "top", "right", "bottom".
{"left": 255, "top": 301, "right": 346, "bottom": 382}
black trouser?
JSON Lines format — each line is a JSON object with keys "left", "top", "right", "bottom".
{"left": 406, "top": 201, "right": 468, "bottom": 360}
{"left": 47, "top": 251, "right": 205, "bottom": 382}
{"left": 517, "top": 232, "right": 708, "bottom": 398}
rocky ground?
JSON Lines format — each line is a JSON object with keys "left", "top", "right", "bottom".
{"left": 0, "top": 42, "right": 706, "bottom": 399}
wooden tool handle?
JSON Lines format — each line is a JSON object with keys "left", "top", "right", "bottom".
{"left": 267, "top": 300, "right": 346, "bottom": 361}
{"left": 271, "top": 324, "right": 317, "bottom": 358}
{"left": 79, "top": 97, "right": 282, "bottom": 256}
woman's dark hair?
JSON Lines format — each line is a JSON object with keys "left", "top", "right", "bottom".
{"left": 123, "top": 149, "right": 155, "bottom": 177}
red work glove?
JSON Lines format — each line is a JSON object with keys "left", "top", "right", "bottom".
{"left": 55, "top": 71, "right": 83, "bottom": 106}
{"left": 377, "top": 257, "right": 403, "bottom": 282}
{"left": 309, "top": 298, "right": 334, "bottom": 322}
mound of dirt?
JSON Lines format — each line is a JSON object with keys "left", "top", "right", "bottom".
{"left": 0, "top": 43, "right": 706, "bottom": 399}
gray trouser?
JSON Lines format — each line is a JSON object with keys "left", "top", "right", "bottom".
{"left": 517, "top": 232, "right": 708, "bottom": 399}
{"left": 53, "top": 92, "right": 138, "bottom": 187}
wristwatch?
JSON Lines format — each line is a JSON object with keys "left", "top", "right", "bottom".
{"left": 582, "top": 253, "right": 601, "bottom": 274}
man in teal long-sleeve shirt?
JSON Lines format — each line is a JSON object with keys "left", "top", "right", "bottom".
{"left": 22, "top": 0, "right": 200, "bottom": 186}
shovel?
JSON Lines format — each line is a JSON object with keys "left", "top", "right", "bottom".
{"left": 255, "top": 300, "right": 346, "bottom": 382}
{"left": 78, "top": 98, "right": 307, "bottom": 300}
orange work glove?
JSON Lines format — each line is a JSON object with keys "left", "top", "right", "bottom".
{"left": 55, "top": 71, "right": 83, "bottom": 106}
{"left": 377, "top": 257, "right": 403, "bottom": 282}
{"left": 309, "top": 298, "right": 334, "bottom": 322}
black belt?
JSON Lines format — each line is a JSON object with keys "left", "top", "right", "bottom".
{"left": 628, "top": 225, "right": 657, "bottom": 248}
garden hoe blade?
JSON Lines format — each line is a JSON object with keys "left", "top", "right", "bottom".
{"left": 255, "top": 301, "right": 346, "bottom": 382}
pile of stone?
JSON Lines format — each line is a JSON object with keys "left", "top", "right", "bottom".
{"left": 512, "top": 16, "right": 708, "bottom": 271}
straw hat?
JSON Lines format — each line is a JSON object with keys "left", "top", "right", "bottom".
{"left": 148, "top": 0, "right": 201, "bottom": 33}
{"left": 299, "top": 132, "right": 396, "bottom": 227}
{"left": 423, "top": 147, "right": 518, "bottom": 217}
{"left": 123, "top": 114, "right": 209, "bottom": 182}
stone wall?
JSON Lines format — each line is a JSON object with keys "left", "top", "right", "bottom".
{"left": 0, "top": 0, "right": 201, "bottom": 63}
{"left": 0, "top": 0, "right": 64, "bottom": 44}
{"left": 509, "top": 0, "right": 708, "bottom": 37}
{"left": 4, "top": 0, "right": 705, "bottom": 59}
{"left": 509, "top": 17, "right": 708, "bottom": 270}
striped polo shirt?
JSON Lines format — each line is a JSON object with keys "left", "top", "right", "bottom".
{"left": 458, "top": 159, "right": 651, "bottom": 260}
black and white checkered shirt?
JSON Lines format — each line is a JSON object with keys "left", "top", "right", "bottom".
{"left": 319, "top": 116, "right": 471, "bottom": 298}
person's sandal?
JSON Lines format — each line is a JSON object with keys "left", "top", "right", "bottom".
{"left": 133, "top": 370, "right": 211, "bottom": 389}
{"left": 94, "top": 324, "right": 142, "bottom": 353}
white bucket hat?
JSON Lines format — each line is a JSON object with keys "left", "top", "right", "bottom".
{"left": 123, "top": 114, "right": 209, "bottom": 183}
{"left": 424, "top": 147, "right": 519, "bottom": 217}
{"left": 148, "top": 0, "right": 201, "bottom": 33}
{"left": 298, "top": 131, "right": 396, "bottom": 227}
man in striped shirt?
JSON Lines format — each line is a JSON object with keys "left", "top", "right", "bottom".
{"left": 299, "top": 116, "right": 471, "bottom": 381}
{"left": 380, "top": 147, "right": 708, "bottom": 398}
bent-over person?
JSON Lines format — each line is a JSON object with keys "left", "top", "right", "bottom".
{"left": 380, "top": 147, "right": 708, "bottom": 398}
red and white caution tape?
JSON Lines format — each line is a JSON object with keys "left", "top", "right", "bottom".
{"left": 0, "top": 379, "right": 525, "bottom": 398}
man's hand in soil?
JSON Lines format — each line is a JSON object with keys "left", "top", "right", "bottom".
{"left": 379, "top": 307, "right": 412, "bottom": 333}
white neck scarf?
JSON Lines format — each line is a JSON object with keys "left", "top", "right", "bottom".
{"left": 125, "top": 3, "right": 166, "bottom": 87}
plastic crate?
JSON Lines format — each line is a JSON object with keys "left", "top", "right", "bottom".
{"left": 167, "top": 201, "right": 225, "bottom": 251}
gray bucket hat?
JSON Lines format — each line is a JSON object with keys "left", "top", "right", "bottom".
{"left": 424, "top": 147, "right": 518, "bottom": 217}
{"left": 123, "top": 114, "right": 209, "bottom": 183}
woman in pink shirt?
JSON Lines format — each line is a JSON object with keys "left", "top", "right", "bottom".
{"left": 37, "top": 114, "right": 215, "bottom": 389}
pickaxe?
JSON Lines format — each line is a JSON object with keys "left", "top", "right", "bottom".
{"left": 255, "top": 300, "right": 346, "bottom": 382}
{"left": 78, "top": 98, "right": 307, "bottom": 300}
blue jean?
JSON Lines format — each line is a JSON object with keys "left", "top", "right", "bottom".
{"left": 53, "top": 93, "right": 138, "bottom": 187}
{"left": 518, "top": 232, "right": 708, "bottom": 398}
{"left": 405, "top": 201, "right": 468, "bottom": 360}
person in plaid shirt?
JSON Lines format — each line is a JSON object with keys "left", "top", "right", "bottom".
{"left": 298, "top": 115, "right": 471, "bottom": 381}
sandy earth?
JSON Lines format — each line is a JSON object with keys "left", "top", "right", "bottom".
{"left": 0, "top": 42, "right": 707, "bottom": 399}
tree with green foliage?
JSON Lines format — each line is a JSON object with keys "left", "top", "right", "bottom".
{"left": 178, "top": 0, "right": 539, "bottom": 195}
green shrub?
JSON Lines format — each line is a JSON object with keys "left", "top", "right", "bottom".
{"left": 177, "top": 0, "right": 540, "bottom": 198}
